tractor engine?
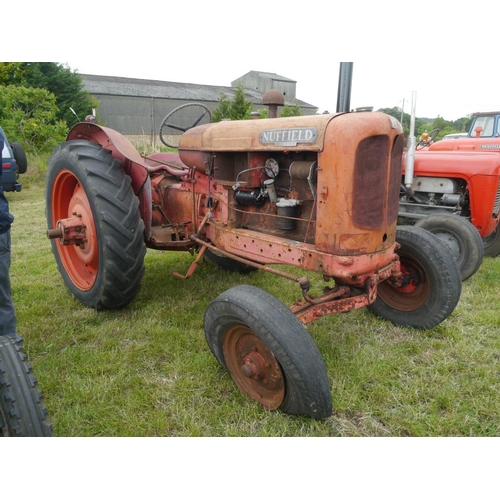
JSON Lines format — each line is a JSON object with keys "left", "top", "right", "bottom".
{"left": 398, "top": 150, "right": 500, "bottom": 239}
{"left": 398, "top": 175, "right": 468, "bottom": 220}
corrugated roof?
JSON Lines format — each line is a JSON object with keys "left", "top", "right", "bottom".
{"left": 80, "top": 74, "right": 316, "bottom": 109}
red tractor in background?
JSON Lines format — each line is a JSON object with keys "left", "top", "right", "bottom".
{"left": 44, "top": 64, "right": 462, "bottom": 420}
{"left": 429, "top": 110, "right": 500, "bottom": 256}
{"left": 398, "top": 106, "right": 500, "bottom": 269}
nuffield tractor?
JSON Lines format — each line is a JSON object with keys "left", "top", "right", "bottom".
{"left": 45, "top": 88, "right": 462, "bottom": 419}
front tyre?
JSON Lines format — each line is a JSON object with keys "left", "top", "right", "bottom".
{"left": 46, "top": 140, "right": 146, "bottom": 309}
{"left": 204, "top": 285, "right": 332, "bottom": 419}
{"left": 414, "top": 214, "right": 484, "bottom": 281}
{"left": 483, "top": 227, "right": 500, "bottom": 257}
{"left": 0, "top": 336, "right": 53, "bottom": 437}
{"left": 368, "top": 226, "right": 462, "bottom": 329}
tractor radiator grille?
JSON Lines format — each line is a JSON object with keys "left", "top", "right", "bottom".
{"left": 388, "top": 134, "right": 404, "bottom": 224}
{"left": 352, "top": 134, "right": 391, "bottom": 229}
{"left": 493, "top": 182, "right": 500, "bottom": 217}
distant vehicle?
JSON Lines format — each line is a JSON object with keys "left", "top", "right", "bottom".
{"left": 431, "top": 111, "right": 500, "bottom": 151}
{"left": 0, "top": 126, "right": 28, "bottom": 192}
{"left": 442, "top": 133, "right": 468, "bottom": 140}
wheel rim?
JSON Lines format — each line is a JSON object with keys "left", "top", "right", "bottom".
{"left": 51, "top": 169, "right": 99, "bottom": 291}
{"left": 222, "top": 325, "right": 285, "bottom": 410}
{"left": 377, "top": 253, "right": 431, "bottom": 311}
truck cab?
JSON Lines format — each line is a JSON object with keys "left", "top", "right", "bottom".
{"left": 429, "top": 112, "right": 500, "bottom": 152}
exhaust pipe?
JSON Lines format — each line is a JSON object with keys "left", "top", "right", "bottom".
{"left": 336, "top": 62, "right": 353, "bottom": 113}
{"left": 404, "top": 91, "right": 417, "bottom": 192}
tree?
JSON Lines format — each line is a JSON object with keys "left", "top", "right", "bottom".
{"left": 229, "top": 83, "right": 253, "bottom": 120}
{"left": 280, "top": 101, "right": 302, "bottom": 117}
{"left": 212, "top": 84, "right": 253, "bottom": 122}
{"left": 212, "top": 93, "right": 232, "bottom": 122}
{"left": 0, "top": 63, "right": 26, "bottom": 86}
{"left": 0, "top": 85, "right": 68, "bottom": 154}
{"left": 378, "top": 107, "right": 432, "bottom": 137}
{"left": 0, "top": 62, "right": 97, "bottom": 128}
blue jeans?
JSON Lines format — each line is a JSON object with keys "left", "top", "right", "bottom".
{"left": 0, "top": 230, "right": 21, "bottom": 344}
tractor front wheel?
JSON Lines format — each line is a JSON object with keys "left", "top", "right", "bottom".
{"left": 482, "top": 227, "right": 500, "bottom": 257}
{"left": 414, "top": 214, "right": 484, "bottom": 281}
{"left": 204, "top": 285, "right": 332, "bottom": 419}
{"left": 46, "top": 140, "right": 146, "bottom": 309}
{"left": 368, "top": 226, "right": 462, "bottom": 329}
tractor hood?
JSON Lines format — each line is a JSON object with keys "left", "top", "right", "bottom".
{"left": 403, "top": 150, "right": 500, "bottom": 178}
{"left": 429, "top": 137, "right": 500, "bottom": 152}
{"left": 178, "top": 114, "right": 339, "bottom": 154}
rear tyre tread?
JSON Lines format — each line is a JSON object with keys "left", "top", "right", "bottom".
{"left": 0, "top": 336, "right": 53, "bottom": 437}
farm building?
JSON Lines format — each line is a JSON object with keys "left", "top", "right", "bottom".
{"left": 80, "top": 71, "right": 318, "bottom": 147}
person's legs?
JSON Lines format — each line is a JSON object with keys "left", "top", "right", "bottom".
{"left": 0, "top": 230, "right": 21, "bottom": 344}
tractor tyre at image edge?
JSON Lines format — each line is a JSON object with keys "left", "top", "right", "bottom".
{"left": 368, "top": 226, "right": 462, "bottom": 329}
{"left": 204, "top": 285, "right": 332, "bottom": 419}
{"left": 482, "top": 227, "right": 500, "bottom": 257}
{"left": 46, "top": 140, "right": 146, "bottom": 310}
{"left": 0, "top": 336, "right": 53, "bottom": 436}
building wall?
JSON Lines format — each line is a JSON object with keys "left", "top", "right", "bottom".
{"left": 95, "top": 95, "right": 214, "bottom": 136}
{"left": 232, "top": 74, "right": 297, "bottom": 100}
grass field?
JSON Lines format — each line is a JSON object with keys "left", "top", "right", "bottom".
{"left": 6, "top": 160, "right": 500, "bottom": 437}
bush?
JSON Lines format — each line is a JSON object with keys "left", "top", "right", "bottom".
{"left": 0, "top": 85, "right": 68, "bottom": 154}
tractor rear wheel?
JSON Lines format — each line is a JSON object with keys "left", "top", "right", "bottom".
{"left": 46, "top": 140, "right": 146, "bottom": 309}
{"left": 482, "top": 227, "right": 500, "bottom": 257}
{"left": 414, "top": 214, "right": 484, "bottom": 281}
{"left": 368, "top": 226, "right": 461, "bottom": 329}
{"left": 204, "top": 285, "right": 332, "bottom": 419}
{"left": 0, "top": 336, "right": 53, "bottom": 436}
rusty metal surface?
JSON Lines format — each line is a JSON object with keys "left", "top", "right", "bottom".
{"left": 222, "top": 325, "right": 285, "bottom": 410}
{"left": 46, "top": 215, "right": 86, "bottom": 247}
{"left": 178, "top": 114, "right": 336, "bottom": 152}
{"left": 205, "top": 225, "right": 399, "bottom": 284}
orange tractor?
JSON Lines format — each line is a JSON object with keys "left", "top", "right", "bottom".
{"left": 45, "top": 66, "right": 462, "bottom": 419}
{"left": 399, "top": 107, "right": 500, "bottom": 267}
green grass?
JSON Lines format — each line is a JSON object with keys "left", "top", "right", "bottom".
{"left": 6, "top": 161, "right": 500, "bottom": 436}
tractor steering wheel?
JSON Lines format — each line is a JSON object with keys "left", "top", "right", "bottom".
{"left": 416, "top": 128, "right": 440, "bottom": 149}
{"left": 159, "top": 103, "right": 212, "bottom": 149}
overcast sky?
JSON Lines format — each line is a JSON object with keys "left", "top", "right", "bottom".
{"left": 5, "top": 0, "right": 499, "bottom": 121}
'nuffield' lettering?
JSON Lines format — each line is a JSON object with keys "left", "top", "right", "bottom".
{"left": 260, "top": 128, "right": 318, "bottom": 145}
